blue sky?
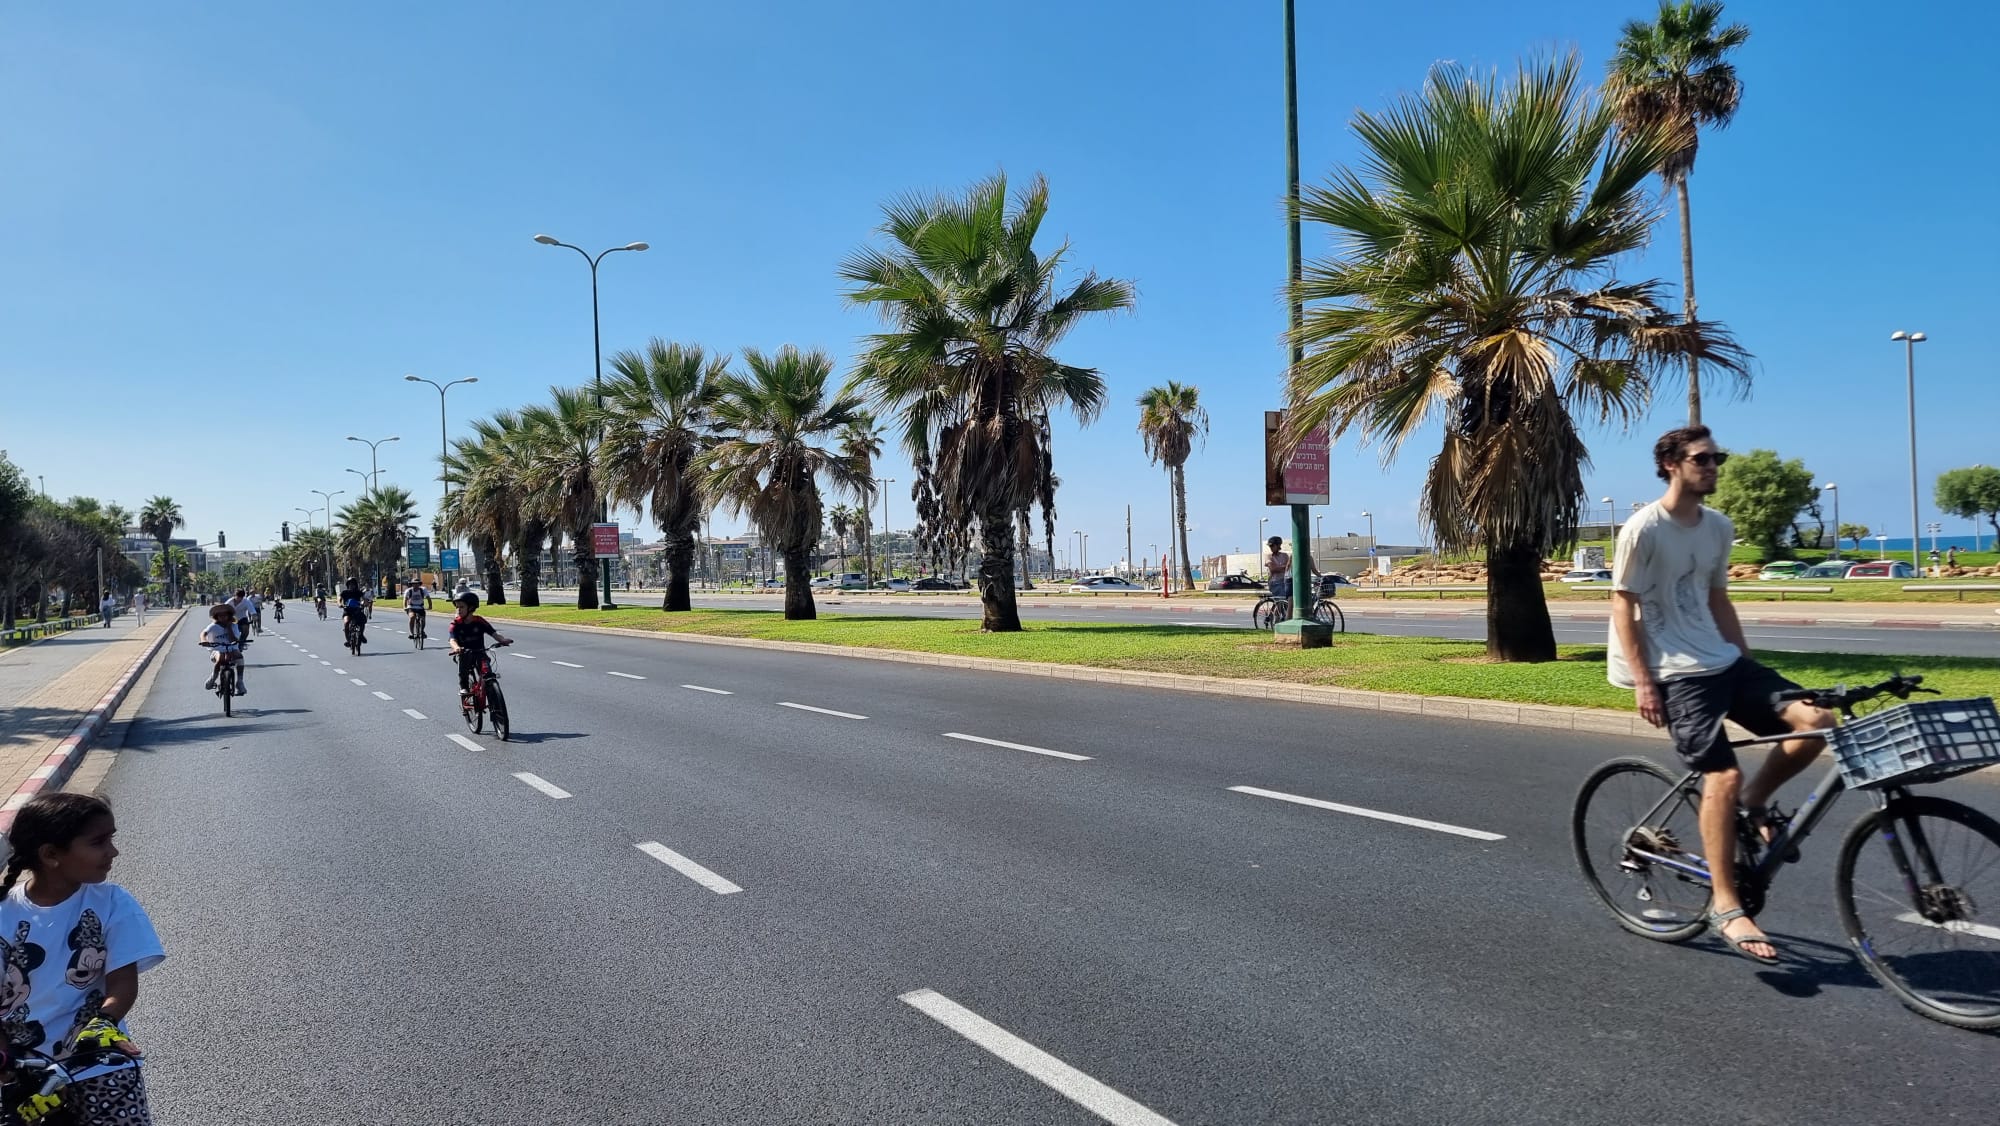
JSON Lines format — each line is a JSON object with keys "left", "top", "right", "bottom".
{"left": 4, "top": 1, "right": 1994, "bottom": 563}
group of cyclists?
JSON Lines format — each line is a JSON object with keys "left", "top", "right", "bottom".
{"left": 202, "top": 576, "right": 510, "bottom": 704}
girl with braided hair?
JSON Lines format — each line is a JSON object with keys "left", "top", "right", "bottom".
{"left": 0, "top": 793, "right": 164, "bottom": 1124}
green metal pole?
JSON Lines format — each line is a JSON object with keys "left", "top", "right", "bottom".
{"left": 1284, "top": 0, "right": 1312, "bottom": 621}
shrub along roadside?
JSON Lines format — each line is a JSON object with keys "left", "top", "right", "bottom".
{"left": 467, "top": 604, "right": 2000, "bottom": 711}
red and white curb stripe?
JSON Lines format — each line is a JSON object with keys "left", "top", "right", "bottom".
{"left": 0, "top": 610, "right": 185, "bottom": 830}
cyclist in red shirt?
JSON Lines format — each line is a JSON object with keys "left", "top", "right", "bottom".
{"left": 447, "top": 592, "right": 513, "bottom": 694}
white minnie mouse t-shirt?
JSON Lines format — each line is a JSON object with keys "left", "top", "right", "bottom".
{"left": 0, "top": 883, "right": 165, "bottom": 1081}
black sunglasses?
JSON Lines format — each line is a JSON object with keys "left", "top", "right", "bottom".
{"left": 1685, "top": 451, "right": 1729, "bottom": 468}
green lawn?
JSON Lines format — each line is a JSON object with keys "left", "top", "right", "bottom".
{"left": 469, "top": 602, "right": 2000, "bottom": 710}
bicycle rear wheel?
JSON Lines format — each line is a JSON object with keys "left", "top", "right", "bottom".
{"left": 1253, "top": 598, "right": 1285, "bottom": 631}
{"left": 1836, "top": 795, "right": 2000, "bottom": 1030}
{"left": 1571, "top": 757, "right": 1711, "bottom": 942}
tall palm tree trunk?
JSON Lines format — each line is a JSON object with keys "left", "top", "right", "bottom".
{"left": 1487, "top": 541, "right": 1556, "bottom": 662}
{"left": 1678, "top": 178, "right": 1700, "bottom": 427}
{"left": 663, "top": 528, "right": 696, "bottom": 612}
{"left": 480, "top": 536, "right": 507, "bottom": 605}
{"left": 859, "top": 496, "right": 875, "bottom": 582}
{"left": 517, "top": 523, "right": 545, "bottom": 607}
{"left": 977, "top": 505, "right": 1023, "bottom": 631}
{"left": 1174, "top": 464, "right": 1195, "bottom": 591}
{"left": 573, "top": 525, "right": 598, "bottom": 610}
{"left": 781, "top": 546, "right": 815, "bottom": 620}
{"left": 1016, "top": 509, "right": 1035, "bottom": 590}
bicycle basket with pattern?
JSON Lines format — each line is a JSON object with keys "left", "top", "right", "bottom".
{"left": 1830, "top": 697, "right": 2000, "bottom": 788}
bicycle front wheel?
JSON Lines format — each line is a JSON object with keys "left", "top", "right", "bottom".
{"left": 1311, "top": 599, "right": 1345, "bottom": 632}
{"left": 1571, "top": 757, "right": 1711, "bottom": 942}
{"left": 1836, "top": 795, "right": 2000, "bottom": 1030}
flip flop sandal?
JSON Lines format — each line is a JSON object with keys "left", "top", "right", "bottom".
{"left": 1708, "top": 908, "right": 1781, "bottom": 965}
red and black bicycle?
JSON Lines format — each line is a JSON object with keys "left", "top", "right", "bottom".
{"left": 451, "top": 640, "right": 512, "bottom": 741}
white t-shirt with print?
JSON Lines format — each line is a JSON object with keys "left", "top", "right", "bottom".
{"left": 1606, "top": 501, "right": 1743, "bottom": 688}
{"left": 0, "top": 883, "right": 165, "bottom": 1082}
{"left": 198, "top": 620, "right": 241, "bottom": 648}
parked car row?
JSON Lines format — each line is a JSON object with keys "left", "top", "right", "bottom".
{"left": 1759, "top": 558, "right": 1918, "bottom": 580}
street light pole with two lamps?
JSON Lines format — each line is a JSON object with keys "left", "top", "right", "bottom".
{"left": 534, "top": 233, "right": 649, "bottom": 609}
{"left": 404, "top": 375, "right": 479, "bottom": 566}
{"left": 345, "top": 435, "right": 399, "bottom": 497}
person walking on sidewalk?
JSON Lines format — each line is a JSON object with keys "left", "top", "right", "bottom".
{"left": 99, "top": 594, "right": 115, "bottom": 628}
{"left": 130, "top": 590, "right": 146, "bottom": 627}
{"left": 0, "top": 792, "right": 168, "bottom": 1125}
{"left": 1607, "top": 425, "right": 1835, "bottom": 965}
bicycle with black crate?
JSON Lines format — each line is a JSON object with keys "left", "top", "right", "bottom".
{"left": 1572, "top": 672, "right": 2000, "bottom": 1029}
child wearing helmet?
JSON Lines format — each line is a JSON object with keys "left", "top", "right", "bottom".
{"left": 199, "top": 603, "right": 246, "bottom": 694}
{"left": 447, "top": 593, "right": 512, "bottom": 693}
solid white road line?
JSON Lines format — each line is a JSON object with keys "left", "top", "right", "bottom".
{"left": 634, "top": 841, "right": 743, "bottom": 895}
{"left": 942, "top": 732, "right": 1091, "bottom": 762}
{"left": 681, "top": 684, "right": 733, "bottom": 695}
{"left": 778, "top": 702, "right": 868, "bottom": 720}
{"left": 402, "top": 708, "right": 428, "bottom": 720}
{"left": 898, "top": 989, "right": 1178, "bottom": 1126}
{"left": 372, "top": 691, "right": 393, "bottom": 700}
{"left": 553, "top": 660, "right": 584, "bottom": 668}
{"left": 512, "top": 772, "right": 571, "bottom": 799}
{"left": 1895, "top": 912, "right": 2000, "bottom": 942}
{"left": 1227, "top": 786, "right": 1505, "bottom": 842}
{"left": 446, "top": 734, "right": 483, "bottom": 752}
{"left": 607, "top": 671, "right": 646, "bottom": 680}
{"left": 512, "top": 653, "right": 536, "bottom": 659}
{"left": 349, "top": 678, "right": 367, "bottom": 686}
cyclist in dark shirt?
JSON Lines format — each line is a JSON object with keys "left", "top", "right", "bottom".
{"left": 448, "top": 592, "right": 513, "bottom": 692}
{"left": 339, "top": 582, "right": 369, "bottom": 645}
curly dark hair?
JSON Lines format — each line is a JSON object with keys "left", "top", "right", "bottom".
{"left": 1653, "top": 425, "right": 1714, "bottom": 482}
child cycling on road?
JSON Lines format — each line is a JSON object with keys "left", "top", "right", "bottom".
{"left": 447, "top": 592, "right": 513, "bottom": 694}
{"left": 198, "top": 604, "right": 247, "bottom": 695}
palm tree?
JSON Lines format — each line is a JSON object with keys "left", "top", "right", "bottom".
{"left": 599, "top": 339, "right": 728, "bottom": 612}
{"left": 293, "top": 526, "right": 334, "bottom": 594}
{"left": 1606, "top": 0, "right": 1750, "bottom": 427}
{"left": 828, "top": 505, "right": 852, "bottom": 570}
{"left": 841, "top": 419, "right": 884, "bottom": 580}
{"left": 138, "top": 496, "right": 184, "bottom": 606}
{"left": 336, "top": 487, "right": 420, "bottom": 594}
{"left": 1137, "top": 381, "right": 1208, "bottom": 592}
{"left": 843, "top": 173, "right": 1135, "bottom": 631}
{"left": 1287, "top": 56, "right": 1748, "bottom": 661}
{"left": 702, "top": 346, "right": 871, "bottom": 620}
{"left": 442, "top": 411, "right": 541, "bottom": 606}
{"left": 521, "top": 387, "right": 607, "bottom": 610}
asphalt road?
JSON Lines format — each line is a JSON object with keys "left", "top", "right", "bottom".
{"left": 527, "top": 587, "right": 2000, "bottom": 658}
{"left": 101, "top": 611, "right": 2000, "bottom": 1124}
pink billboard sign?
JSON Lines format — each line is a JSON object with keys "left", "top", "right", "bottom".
{"left": 1264, "top": 410, "right": 1330, "bottom": 506}
{"left": 591, "top": 523, "right": 621, "bottom": 556}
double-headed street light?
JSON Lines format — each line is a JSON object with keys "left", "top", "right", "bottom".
{"left": 405, "top": 375, "right": 479, "bottom": 559}
{"left": 346, "top": 435, "right": 399, "bottom": 497}
{"left": 310, "top": 489, "right": 344, "bottom": 590}
{"left": 346, "top": 468, "right": 373, "bottom": 494}
{"left": 534, "top": 233, "right": 648, "bottom": 609}
{"left": 1891, "top": 330, "right": 1927, "bottom": 573}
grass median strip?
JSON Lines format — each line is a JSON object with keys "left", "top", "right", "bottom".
{"left": 468, "top": 604, "right": 2000, "bottom": 711}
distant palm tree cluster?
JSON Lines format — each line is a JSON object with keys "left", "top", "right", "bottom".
{"left": 441, "top": 172, "right": 1203, "bottom": 629}
{"left": 0, "top": 454, "right": 146, "bottom": 627}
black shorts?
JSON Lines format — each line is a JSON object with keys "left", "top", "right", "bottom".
{"left": 1662, "top": 657, "right": 1801, "bottom": 772}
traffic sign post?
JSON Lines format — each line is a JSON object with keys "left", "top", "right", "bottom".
{"left": 439, "top": 548, "right": 460, "bottom": 573}
{"left": 406, "top": 537, "right": 432, "bottom": 570}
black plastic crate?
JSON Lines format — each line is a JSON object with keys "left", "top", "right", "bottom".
{"left": 1830, "top": 698, "right": 2000, "bottom": 788}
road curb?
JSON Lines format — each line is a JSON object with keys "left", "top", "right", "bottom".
{"left": 0, "top": 609, "right": 186, "bottom": 831}
{"left": 492, "top": 614, "right": 1677, "bottom": 743}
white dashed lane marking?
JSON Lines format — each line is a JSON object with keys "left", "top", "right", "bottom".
{"left": 372, "top": 691, "right": 393, "bottom": 700}
{"left": 553, "top": 661, "right": 583, "bottom": 668}
{"left": 681, "top": 685, "right": 732, "bottom": 695}
{"left": 777, "top": 702, "right": 867, "bottom": 720}
{"left": 1227, "top": 786, "right": 1505, "bottom": 841}
{"left": 513, "top": 772, "right": 571, "bottom": 799}
{"left": 942, "top": 732, "right": 1090, "bottom": 762}
{"left": 607, "top": 671, "right": 646, "bottom": 680}
{"left": 446, "top": 734, "right": 483, "bottom": 752}
{"left": 634, "top": 842, "right": 742, "bottom": 895}
{"left": 402, "top": 708, "right": 428, "bottom": 720}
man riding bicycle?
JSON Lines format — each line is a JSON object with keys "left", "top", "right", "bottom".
{"left": 339, "top": 581, "right": 369, "bottom": 647}
{"left": 447, "top": 592, "right": 512, "bottom": 695}
{"left": 404, "top": 579, "right": 430, "bottom": 639}
{"left": 1608, "top": 425, "right": 1835, "bottom": 964}
{"left": 314, "top": 589, "right": 328, "bottom": 619}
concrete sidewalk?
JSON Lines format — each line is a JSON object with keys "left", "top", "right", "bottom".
{"left": 0, "top": 611, "right": 184, "bottom": 804}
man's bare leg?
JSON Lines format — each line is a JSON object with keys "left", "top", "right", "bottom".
{"left": 1741, "top": 702, "right": 1836, "bottom": 822}
{"left": 1700, "top": 765, "right": 1776, "bottom": 959}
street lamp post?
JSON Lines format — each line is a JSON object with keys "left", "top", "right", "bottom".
{"left": 534, "top": 233, "right": 649, "bottom": 609}
{"left": 1822, "top": 483, "right": 1839, "bottom": 559}
{"left": 346, "top": 468, "right": 373, "bottom": 496}
{"left": 1891, "top": 330, "right": 1927, "bottom": 574}
{"left": 345, "top": 436, "right": 399, "bottom": 496}
{"left": 1258, "top": 517, "right": 1270, "bottom": 572}
{"left": 1360, "top": 510, "right": 1376, "bottom": 564}
{"left": 1600, "top": 496, "right": 1615, "bottom": 539}
{"left": 311, "top": 489, "right": 343, "bottom": 591}
{"left": 876, "top": 479, "right": 895, "bottom": 582}
{"left": 1875, "top": 533, "right": 1888, "bottom": 560}
{"left": 404, "top": 375, "right": 479, "bottom": 558}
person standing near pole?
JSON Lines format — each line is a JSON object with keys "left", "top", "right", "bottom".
{"left": 131, "top": 589, "right": 146, "bottom": 626}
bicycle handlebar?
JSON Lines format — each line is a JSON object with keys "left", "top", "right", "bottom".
{"left": 1777, "top": 673, "right": 1938, "bottom": 713}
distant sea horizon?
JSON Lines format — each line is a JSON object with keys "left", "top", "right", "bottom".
{"left": 1842, "top": 533, "right": 1990, "bottom": 554}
